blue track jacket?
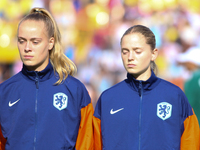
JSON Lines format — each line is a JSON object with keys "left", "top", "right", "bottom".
{"left": 93, "top": 71, "right": 199, "bottom": 150}
{"left": 0, "top": 61, "right": 94, "bottom": 150}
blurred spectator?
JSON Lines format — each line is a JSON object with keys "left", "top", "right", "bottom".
{"left": 177, "top": 46, "right": 200, "bottom": 125}
{"left": 0, "top": 64, "right": 12, "bottom": 83}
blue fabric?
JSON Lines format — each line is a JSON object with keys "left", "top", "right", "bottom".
{"left": 0, "top": 61, "right": 91, "bottom": 150}
{"left": 94, "top": 70, "right": 193, "bottom": 150}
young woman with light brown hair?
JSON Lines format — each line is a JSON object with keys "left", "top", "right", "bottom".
{"left": 93, "top": 25, "right": 199, "bottom": 150}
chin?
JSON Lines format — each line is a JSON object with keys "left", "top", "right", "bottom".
{"left": 126, "top": 68, "right": 138, "bottom": 75}
{"left": 22, "top": 59, "right": 34, "bottom": 65}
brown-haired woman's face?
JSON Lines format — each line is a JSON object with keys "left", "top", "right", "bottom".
{"left": 121, "top": 33, "right": 157, "bottom": 80}
{"left": 17, "top": 20, "right": 54, "bottom": 71}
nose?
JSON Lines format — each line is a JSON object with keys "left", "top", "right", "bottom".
{"left": 24, "top": 41, "right": 31, "bottom": 52}
{"left": 128, "top": 51, "right": 135, "bottom": 61}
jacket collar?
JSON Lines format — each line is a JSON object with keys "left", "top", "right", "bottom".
{"left": 126, "top": 70, "right": 160, "bottom": 92}
{"left": 21, "top": 60, "right": 54, "bottom": 82}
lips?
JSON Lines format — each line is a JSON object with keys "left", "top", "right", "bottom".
{"left": 127, "top": 64, "right": 136, "bottom": 68}
{"left": 24, "top": 55, "right": 33, "bottom": 59}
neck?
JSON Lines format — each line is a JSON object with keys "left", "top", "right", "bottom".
{"left": 132, "top": 67, "right": 152, "bottom": 81}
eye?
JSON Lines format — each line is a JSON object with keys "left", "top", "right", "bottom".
{"left": 135, "top": 50, "right": 142, "bottom": 54}
{"left": 33, "top": 41, "right": 39, "bottom": 45}
{"left": 122, "top": 49, "right": 129, "bottom": 54}
{"left": 18, "top": 39, "right": 24, "bottom": 44}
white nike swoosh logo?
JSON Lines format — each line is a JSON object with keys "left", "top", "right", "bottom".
{"left": 110, "top": 108, "right": 124, "bottom": 114}
{"left": 9, "top": 99, "right": 20, "bottom": 107}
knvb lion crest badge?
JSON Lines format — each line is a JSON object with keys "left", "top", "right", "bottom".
{"left": 157, "top": 102, "right": 172, "bottom": 120}
{"left": 53, "top": 92, "right": 68, "bottom": 111}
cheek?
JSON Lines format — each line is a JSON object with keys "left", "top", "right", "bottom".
{"left": 121, "top": 55, "right": 127, "bottom": 63}
{"left": 17, "top": 45, "right": 23, "bottom": 54}
{"left": 36, "top": 45, "right": 48, "bottom": 53}
{"left": 138, "top": 54, "right": 151, "bottom": 64}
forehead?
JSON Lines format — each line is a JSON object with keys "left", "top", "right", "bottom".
{"left": 121, "top": 33, "right": 146, "bottom": 45}
{"left": 18, "top": 20, "right": 47, "bottom": 37}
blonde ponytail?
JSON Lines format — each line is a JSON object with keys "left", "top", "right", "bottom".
{"left": 20, "top": 7, "right": 77, "bottom": 85}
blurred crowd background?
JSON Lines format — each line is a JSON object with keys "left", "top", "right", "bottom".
{"left": 1, "top": 0, "right": 200, "bottom": 109}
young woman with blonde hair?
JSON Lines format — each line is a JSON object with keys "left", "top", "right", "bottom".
{"left": 0, "top": 7, "right": 93, "bottom": 150}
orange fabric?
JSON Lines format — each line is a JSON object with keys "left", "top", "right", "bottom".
{"left": 0, "top": 126, "right": 6, "bottom": 150}
{"left": 181, "top": 110, "right": 199, "bottom": 150}
{"left": 93, "top": 116, "right": 102, "bottom": 150}
{"left": 75, "top": 102, "right": 94, "bottom": 150}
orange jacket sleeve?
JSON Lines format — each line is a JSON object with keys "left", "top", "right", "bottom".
{"left": 93, "top": 116, "right": 102, "bottom": 150}
{"left": 180, "top": 110, "right": 199, "bottom": 150}
{"left": 75, "top": 102, "right": 94, "bottom": 150}
{"left": 0, "top": 126, "right": 6, "bottom": 150}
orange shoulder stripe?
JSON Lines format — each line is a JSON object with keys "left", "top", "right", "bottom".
{"left": 181, "top": 110, "right": 199, "bottom": 150}
{"left": 75, "top": 102, "right": 94, "bottom": 150}
{"left": 93, "top": 116, "right": 102, "bottom": 150}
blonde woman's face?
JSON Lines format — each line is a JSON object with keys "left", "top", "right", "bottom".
{"left": 121, "top": 33, "right": 157, "bottom": 81}
{"left": 17, "top": 20, "right": 54, "bottom": 71}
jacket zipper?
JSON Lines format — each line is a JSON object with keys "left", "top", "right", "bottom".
{"left": 138, "top": 81, "right": 143, "bottom": 150}
{"left": 34, "top": 73, "right": 39, "bottom": 150}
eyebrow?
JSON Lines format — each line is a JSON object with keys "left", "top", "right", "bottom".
{"left": 133, "top": 47, "right": 142, "bottom": 50}
{"left": 121, "top": 47, "right": 142, "bottom": 50}
{"left": 18, "top": 37, "right": 42, "bottom": 41}
{"left": 121, "top": 48, "right": 129, "bottom": 51}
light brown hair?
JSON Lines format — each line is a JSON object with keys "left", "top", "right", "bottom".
{"left": 120, "top": 25, "right": 158, "bottom": 75}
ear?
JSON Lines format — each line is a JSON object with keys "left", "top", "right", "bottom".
{"left": 48, "top": 37, "right": 54, "bottom": 50}
{"left": 151, "top": 48, "right": 158, "bottom": 61}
